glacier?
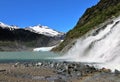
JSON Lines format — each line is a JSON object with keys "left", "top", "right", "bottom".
{"left": 33, "top": 46, "right": 56, "bottom": 52}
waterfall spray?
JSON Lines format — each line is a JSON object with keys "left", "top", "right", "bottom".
{"left": 60, "top": 16, "right": 120, "bottom": 71}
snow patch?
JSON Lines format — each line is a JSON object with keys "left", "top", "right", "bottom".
{"left": 27, "top": 25, "right": 63, "bottom": 37}
{"left": 0, "top": 22, "right": 19, "bottom": 30}
{"left": 33, "top": 46, "right": 56, "bottom": 52}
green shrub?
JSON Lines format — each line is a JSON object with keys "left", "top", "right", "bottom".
{"left": 53, "top": 2, "right": 120, "bottom": 52}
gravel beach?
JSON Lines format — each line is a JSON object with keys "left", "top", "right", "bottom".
{"left": 0, "top": 61, "right": 120, "bottom": 82}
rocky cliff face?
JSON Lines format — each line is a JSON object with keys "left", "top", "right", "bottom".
{"left": 52, "top": 0, "right": 120, "bottom": 52}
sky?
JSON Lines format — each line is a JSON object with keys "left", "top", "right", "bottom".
{"left": 0, "top": 0, "right": 99, "bottom": 32}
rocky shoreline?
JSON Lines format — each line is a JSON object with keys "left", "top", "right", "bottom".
{"left": 0, "top": 61, "right": 120, "bottom": 82}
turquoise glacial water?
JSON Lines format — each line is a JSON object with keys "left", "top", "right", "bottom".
{"left": 0, "top": 51, "right": 61, "bottom": 62}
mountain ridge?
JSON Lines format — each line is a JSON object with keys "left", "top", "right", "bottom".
{"left": 25, "top": 25, "right": 65, "bottom": 37}
{"left": 0, "top": 22, "right": 65, "bottom": 51}
{"left": 0, "top": 22, "right": 64, "bottom": 37}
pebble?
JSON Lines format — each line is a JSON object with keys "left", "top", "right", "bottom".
{"left": 12, "top": 61, "right": 118, "bottom": 81}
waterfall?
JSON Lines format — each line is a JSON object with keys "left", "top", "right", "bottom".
{"left": 60, "top": 16, "right": 120, "bottom": 70}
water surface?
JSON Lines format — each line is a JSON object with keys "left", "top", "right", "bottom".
{"left": 0, "top": 51, "right": 60, "bottom": 63}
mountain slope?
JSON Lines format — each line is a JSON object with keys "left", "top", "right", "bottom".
{"left": 0, "top": 23, "right": 64, "bottom": 51}
{"left": 52, "top": 0, "right": 120, "bottom": 52}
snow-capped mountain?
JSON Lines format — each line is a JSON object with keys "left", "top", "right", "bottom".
{"left": 0, "top": 22, "right": 65, "bottom": 51}
{"left": 25, "top": 25, "right": 65, "bottom": 37}
{"left": 0, "top": 22, "right": 65, "bottom": 37}
{"left": 0, "top": 22, "right": 19, "bottom": 29}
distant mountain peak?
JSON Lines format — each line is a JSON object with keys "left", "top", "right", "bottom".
{"left": 0, "top": 22, "right": 10, "bottom": 28}
{"left": 30, "top": 24, "right": 49, "bottom": 29}
{"left": 0, "top": 22, "right": 65, "bottom": 37}
{"left": 26, "top": 25, "right": 64, "bottom": 37}
{"left": 0, "top": 22, "right": 19, "bottom": 29}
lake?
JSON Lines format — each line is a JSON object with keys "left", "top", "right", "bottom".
{"left": 0, "top": 51, "right": 61, "bottom": 63}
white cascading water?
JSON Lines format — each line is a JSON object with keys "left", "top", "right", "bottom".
{"left": 60, "top": 16, "right": 120, "bottom": 71}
